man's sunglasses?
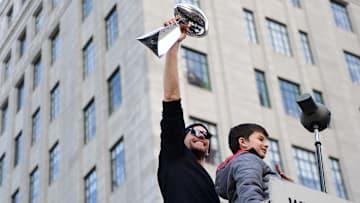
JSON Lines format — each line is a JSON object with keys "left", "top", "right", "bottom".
{"left": 187, "top": 128, "right": 211, "bottom": 139}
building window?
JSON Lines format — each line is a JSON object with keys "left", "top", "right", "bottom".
{"left": 3, "top": 53, "right": 11, "bottom": 81}
{"left": 255, "top": 70, "right": 271, "bottom": 108}
{"left": 299, "top": 31, "right": 314, "bottom": 64}
{"left": 50, "top": 28, "right": 60, "bottom": 64}
{"left": 32, "top": 109, "right": 41, "bottom": 145}
{"left": 1, "top": 101, "right": 9, "bottom": 134}
{"left": 344, "top": 52, "right": 360, "bottom": 84}
{"left": 330, "top": 1, "right": 352, "bottom": 32}
{"left": 291, "top": 0, "right": 301, "bottom": 8}
{"left": 83, "top": 38, "right": 94, "bottom": 78}
{"left": 181, "top": 47, "right": 211, "bottom": 90}
{"left": 34, "top": 6, "right": 44, "bottom": 34}
{"left": 85, "top": 168, "right": 96, "bottom": 203}
{"left": 244, "top": 9, "right": 258, "bottom": 44}
{"left": 18, "top": 31, "right": 27, "bottom": 58}
{"left": 312, "top": 90, "right": 324, "bottom": 104}
{"left": 33, "top": 55, "right": 42, "bottom": 89}
{"left": 50, "top": 83, "right": 60, "bottom": 121}
{"left": 176, "top": 0, "right": 200, "bottom": 7}
{"left": 268, "top": 139, "right": 283, "bottom": 172}
{"left": 189, "top": 117, "right": 221, "bottom": 165}
{"left": 108, "top": 69, "right": 122, "bottom": 115}
{"left": 82, "top": 0, "right": 92, "bottom": 20}
{"left": 49, "top": 142, "right": 59, "bottom": 184}
{"left": 105, "top": 7, "right": 119, "bottom": 49}
{"left": 14, "top": 132, "right": 22, "bottom": 167}
{"left": 267, "top": 19, "right": 291, "bottom": 56}
{"left": 293, "top": 147, "right": 320, "bottom": 191}
{"left": 12, "top": 189, "right": 20, "bottom": 203}
{"left": 84, "top": 99, "right": 96, "bottom": 143}
{"left": 16, "top": 78, "right": 25, "bottom": 112}
{"left": 52, "top": 0, "right": 59, "bottom": 8}
{"left": 0, "top": 154, "right": 4, "bottom": 186}
{"left": 330, "top": 158, "right": 348, "bottom": 199}
{"left": 111, "top": 138, "right": 125, "bottom": 191}
{"left": 7, "top": 6, "right": 13, "bottom": 26}
{"left": 279, "top": 79, "right": 301, "bottom": 117}
{"left": 29, "top": 167, "right": 39, "bottom": 203}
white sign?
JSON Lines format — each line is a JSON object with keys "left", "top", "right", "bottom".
{"left": 269, "top": 178, "right": 353, "bottom": 203}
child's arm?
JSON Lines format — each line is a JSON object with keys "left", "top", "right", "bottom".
{"left": 275, "top": 164, "right": 294, "bottom": 182}
{"left": 233, "top": 154, "right": 266, "bottom": 203}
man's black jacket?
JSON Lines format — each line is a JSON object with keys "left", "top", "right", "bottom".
{"left": 158, "top": 100, "right": 220, "bottom": 203}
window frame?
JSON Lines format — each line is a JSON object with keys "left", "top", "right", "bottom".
{"left": 1, "top": 100, "right": 9, "bottom": 134}
{"left": 110, "top": 137, "right": 126, "bottom": 191}
{"left": 0, "top": 153, "right": 5, "bottom": 186}
{"left": 82, "top": 0, "right": 92, "bottom": 20}
{"left": 267, "top": 138, "right": 283, "bottom": 172}
{"left": 267, "top": 18, "right": 292, "bottom": 56}
{"left": 330, "top": 1, "right": 352, "bottom": 32}
{"left": 18, "top": 31, "right": 27, "bottom": 58}
{"left": 3, "top": 53, "right": 12, "bottom": 81}
{"left": 84, "top": 99, "right": 96, "bottom": 143}
{"left": 329, "top": 157, "right": 348, "bottom": 199}
{"left": 50, "top": 83, "right": 60, "bottom": 121}
{"left": 181, "top": 46, "right": 212, "bottom": 90}
{"left": 108, "top": 68, "right": 122, "bottom": 115}
{"left": 244, "top": 9, "right": 258, "bottom": 44}
{"left": 344, "top": 51, "right": 360, "bottom": 84}
{"left": 293, "top": 146, "right": 321, "bottom": 191}
{"left": 11, "top": 189, "right": 20, "bottom": 203}
{"left": 255, "top": 69, "right": 271, "bottom": 108}
{"left": 83, "top": 38, "right": 95, "bottom": 78}
{"left": 84, "top": 168, "right": 97, "bottom": 203}
{"left": 105, "top": 6, "right": 119, "bottom": 49}
{"left": 31, "top": 108, "right": 41, "bottom": 145}
{"left": 29, "top": 166, "right": 39, "bottom": 203}
{"left": 34, "top": 4, "right": 44, "bottom": 34}
{"left": 50, "top": 27, "right": 60, "bottom": 65}
{"left": 16, "top": 77, "right": 25, "bottom": 112}
{"left": 49, "top": 142, "right": 59, "bottom": 184}
{"left": 33, "top": 54, "right": 42, "bottom": 90}
{"left": 291, "top": 0, "right": 301, "bottom": 8}
{"left": 14, "top": 132, "right": 22, "bottom": 167}
{"left": 299, "top": 31, "right": 315, "bottom": 65}
{"left": 279, "top": 78, "right": 301, "bottom": 117}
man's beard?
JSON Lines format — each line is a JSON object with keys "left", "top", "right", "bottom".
{"left": 190, "top": 147, "right": 207, "bottom": 161}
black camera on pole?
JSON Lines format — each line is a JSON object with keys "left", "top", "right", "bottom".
{"left": 296, "top": 93, "right": 331, "bottom": 132}
{"left": 296, "top": 93, "right": 331, "bottom": 193}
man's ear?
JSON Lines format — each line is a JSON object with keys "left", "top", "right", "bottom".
{"left": 238, "top": 137, "right": 247, "bottom": 149}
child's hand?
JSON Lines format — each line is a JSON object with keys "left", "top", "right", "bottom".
{"left": 275, "top": 164, "right": 294, "bottom": 182}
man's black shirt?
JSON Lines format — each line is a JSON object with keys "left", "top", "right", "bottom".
{"left": 158, "top": 100, "right": 220, "bottom": 203}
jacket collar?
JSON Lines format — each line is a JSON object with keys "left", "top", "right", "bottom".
{"left": 216, "top": 149, "right": 247, "bottom": 170}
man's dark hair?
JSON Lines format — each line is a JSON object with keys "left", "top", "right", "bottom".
{"left": 184, "top": 123, "right": 212, "bottom": 138}
{"left": 228, "top": 123, "right": 269, "bottom": 154}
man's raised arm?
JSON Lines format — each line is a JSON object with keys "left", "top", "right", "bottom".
{"left": 163, "top": 18, "right": 187, "bottom": 101}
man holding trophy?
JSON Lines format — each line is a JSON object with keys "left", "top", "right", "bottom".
{"left": 138, "top": 3, "right": 220, "bottom": 203}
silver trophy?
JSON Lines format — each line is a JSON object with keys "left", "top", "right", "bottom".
{"left": 137, "top": 3, "right": 209, "bottom": 57}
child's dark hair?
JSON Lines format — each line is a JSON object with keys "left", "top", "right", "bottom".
{"left": 228, "top": 123, "right": 269, "bottom": 154}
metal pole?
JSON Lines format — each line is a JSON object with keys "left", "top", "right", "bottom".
{"left": 314, "top": 127, "right": 327, "bottom": 192}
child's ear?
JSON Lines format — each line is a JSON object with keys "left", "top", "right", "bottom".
{"left": 238, "top": 137, "right": 247, "bottom": 149}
